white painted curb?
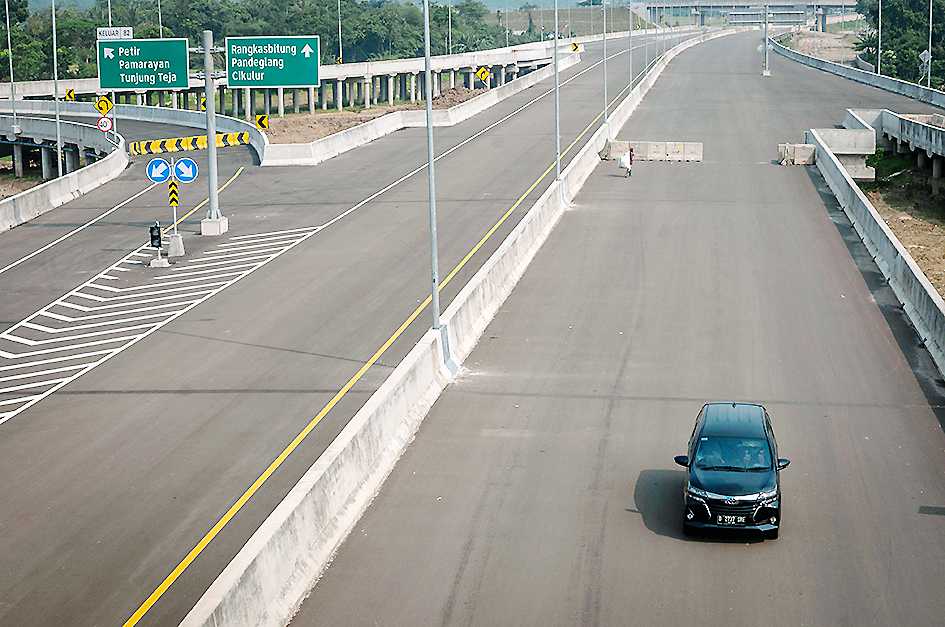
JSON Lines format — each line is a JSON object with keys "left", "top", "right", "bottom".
{"left": 180, "top": 27, "right": 742, "bottom": 627}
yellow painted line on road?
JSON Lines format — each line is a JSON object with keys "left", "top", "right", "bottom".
{"left": 124, "top": 73, "right": 630, "bottom": 627}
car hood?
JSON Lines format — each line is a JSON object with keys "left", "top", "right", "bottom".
{"left": 690, "top": 467, "right": 776, "bottom": 497}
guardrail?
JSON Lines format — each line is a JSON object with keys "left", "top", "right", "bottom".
{"left": 806, "top": 127, "right": 945, "bottom": 375}
{"left": 771, "top": 33, "right": 945, "bottom": 108}
{"left": 0, "top": 116, "right": 127, "bottom": 233}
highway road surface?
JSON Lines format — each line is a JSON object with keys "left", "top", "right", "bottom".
{"left": 291, "top": 32, "right": 945, "bottom": 627}
{"left": 0, "top": 30, "right": 698, "bottom": 626}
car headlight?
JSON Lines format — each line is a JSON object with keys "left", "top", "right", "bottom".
{"left": 687, "top": 484, "right": 709, "bottom": 501}
{"left": 758, "top": 487, "right": 778, "bottom": 504}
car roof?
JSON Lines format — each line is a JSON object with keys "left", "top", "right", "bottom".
{"left": 701, "top": 402, "right": 767, "bottom": 438}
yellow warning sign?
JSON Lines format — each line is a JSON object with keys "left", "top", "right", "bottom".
{"left": 94, "top": 95, "right": 114, "bottom": 116}
{"left": 65, "top": 88, "right": 76, "bottom": 101}
{"left": 571, "top": 42, "right": 580, "bottom": 52}
{"left": 475, "top": 66, "right": 491, "bottom": 84}
{"left": 200, "top": 96, "right": 207, "bottom": 111}
{"left": 255, "top": 114, "right": 270, "bottom": 130}
{"left": 168, "top": 180, "right": 180, "bottom": 207}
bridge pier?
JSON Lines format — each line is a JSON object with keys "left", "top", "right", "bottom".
{"left": 918, "top": 151, "right": 927, "bottom": 170}
{"left": 409, "top": 73, "right": 418, "bottom": 102}
{"left": 466, "top": 68, "right": 475, "bottom": 89}
{"left": 13, "top": 143, "right": 24, "bottom": 178}
{"left": 277, "top": 87, "right": 285, "bottom": 117}
{"left": 63, "top": 145, "right": 79, "bottom": 174}
{"left": 40, "top": 146, "right": 54, "bottom": 181}
{"left": 934, "top": 157, "right": 944, "bottom": 179}
{"left": 388, "top": 75, "right": 395, "bottom": 106}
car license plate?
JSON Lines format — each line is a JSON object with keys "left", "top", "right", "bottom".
{"left": 717, "top": 514, "right": 746, "bottom": 525}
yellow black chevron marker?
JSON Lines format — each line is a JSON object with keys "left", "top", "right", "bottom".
{"left": 65, "top": 89, "right": 76, "bottom": 102}
{"left": 255, "top": 114, "right": 269, "bottom": 130}
{"left": 130, "top": 133, "right": 250, "bottom": 156}
{"left": 168, "top": 181, "right": 180, "bottom": 207}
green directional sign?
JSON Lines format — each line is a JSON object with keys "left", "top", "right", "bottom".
{"left": 97, "top": 38, "right": 189, "bottom": 91}
{"left": 226, "top": 36, "right": 320, "bottom": 88}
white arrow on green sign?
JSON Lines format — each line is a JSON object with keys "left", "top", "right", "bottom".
{"left": 225, "top": 36, "right": 320, "bottom": 88}
{"left": 97, "top": 38, "right": 189, "bottom": 91}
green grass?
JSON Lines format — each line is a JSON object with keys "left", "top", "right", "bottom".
{"left": 866, "top": 149, "right": 914, "bottom": 181}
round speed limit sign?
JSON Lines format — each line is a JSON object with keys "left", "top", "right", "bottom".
{"left": 97, "top": 115, "right": 114, "bottom": 133}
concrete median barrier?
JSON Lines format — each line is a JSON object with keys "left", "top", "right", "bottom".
{"left": 180, "top": 27, "right": 742, "bottom": 627}
{"left": 806, "top": 127, "right": 945, "bottom": 377}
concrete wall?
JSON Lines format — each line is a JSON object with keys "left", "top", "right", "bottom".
{"left": 262, "top": 53, "right": 582, "bottom": 167}
{"left": 806, "top": 127, "right": 945, "bottom": 376}
{"left": 0, "top": 123, "right": 127, "bottom": 233}
{"left": 771, "top": 34, "right": 945, "bottom": 108}
{"left": 180, "top": 26, "right": 743, "bottom": 627}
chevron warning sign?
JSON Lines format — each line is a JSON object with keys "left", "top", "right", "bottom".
{"left": 168, "top": 180, "right": 180, "bottom": 207}
{"left": 65, "top": 89, "right": 76, "bottom": 101}
{"left": 255, "top": 114, "right": 270, "bottom": 130}
{"left": 129, "top": 132, "right": 251, "bottom": 156}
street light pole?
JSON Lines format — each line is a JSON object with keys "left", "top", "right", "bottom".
{"left": 554, "top": 0, "right": 561, "bottom": 182}
{"left": 602, "top": 0, "right": 608, "bottom": 129}
{"left": 628, "top": 5, "right": 633, "bottom": 87}
{"left": 763, "top": 2, "right": 770, "bottom": 76}
{"left": 929, "top": 0, "right": 933, "bottom": 87}
{"left": 51, "top": 0, "right": 62, "bottom": 177}
{"left": 337, "top": 0, "right": 343, "bottom": 63}
{"left": 877, "top": 0, "right": 883, "bottom": 75}
{"left": 422, "top": 0, "right": 442, "bottom": 334}
{"left": 447, "top": 0, "right": 452, "bottom": 54}
{"left": 157, "top": 0, "right": 163, "bottom": 36}
{"left": 4, "top": 0, "right": 17, "bottom": 133}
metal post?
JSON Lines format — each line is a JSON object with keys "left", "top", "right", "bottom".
{"left": 107, "top": 0, "right": 118, "bottom": 144}
{"left": 447, "top": 0, "right": 452, "bottom": 54}
{"left": 554, "top": 0, "right": 560, "bottom": 181}
{"left": 4, "top": 0, "right": 16, "bottom": 133}
{"left": 422, "top": 0, "right": 441, "bottom": 333}
{"left": 506, "top": 0, "right": 511, "bottom": 46}
{"left": 201, "top": 29, "right": 224, "bottom": 234}
{"left": 157, "top": 0, "right": 163, "bottom": 36}
{"left": 602, "top": 0, "right": 608, "bottom": 128}
{"left": 763, "top": 3, "right": 770, "bottom": 76}
{"left": 337, "top": 0, "right": 343, "bottom": 63}
{"left": 878, "top": 0, "right": 883, "bottom": 75}
{"left": 51, "top": 0, "right": 62, "bottom": 177}
{"left": 929, "top": 0, "right": 934, "bottom": 87}
{"left": 628, "top": 6, "right": 633, "bottom": 86}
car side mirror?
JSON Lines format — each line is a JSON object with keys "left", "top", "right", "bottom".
{"left": 674, "top": 455, "right": 689, "bottom": 467}
{"left": 777, "top": 458, "right": 791, "bottom": 470}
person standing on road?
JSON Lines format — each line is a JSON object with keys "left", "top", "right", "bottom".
{"left": 619, "top": 146, "right": 634, "bottom": 177}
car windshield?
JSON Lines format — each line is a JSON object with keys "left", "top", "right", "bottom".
{"left": 693, "top": 436, "right": 772, "bottom": 471}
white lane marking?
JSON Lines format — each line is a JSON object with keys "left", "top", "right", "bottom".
{"left": 201, "top": 241, "right": 290, "bottom": 255}
{"left": 0, "top": 226, "right": 323, "bottom": 426}
{"left": 0, "top": 350, "right": 114, "bottom": 371}
{"left": 227, "top": 226, "right": 319, "bottom": 240}
{"left": 42, "top": 301, "right": 201, "bottom": 322}
{"left": 217, "top": 231, "right": 316, "bottom": 247}
{"left": 0, "top": 183, "right": 158, "bottom": 278}
{"left": 172, "top": 254, "right": 275, "bottom": 271}
{"left": 158, "top": 262, "right": 260, "bottom": 280}
{"left": 183, "top": 251, "right": 281, "bottom": 266}
{"left": 0, "top": 363, "right": 95, "bottom": 383}
{"left": 0, "top": 377, "right": 71, "bottom": 394}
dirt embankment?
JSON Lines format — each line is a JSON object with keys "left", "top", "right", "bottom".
{"left": 264, "top": 87, "right": 479, "bottom": 144}
{"left": 867, "top": 185, "right": 945, "bottom": 297}
{"left": 788, "top": 30, "right": 860, "bottom": 64}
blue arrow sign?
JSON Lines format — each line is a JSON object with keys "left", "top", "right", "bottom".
{"left": 146, "top": 157, "right": 171, "bottom": 183}
{"left": 174, "top": 157, "right": 199, "bottom": 183}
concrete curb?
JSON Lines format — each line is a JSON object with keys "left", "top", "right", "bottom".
{"left": 0, "top": 120, "right": 128, "bottom": 234}
{"left": 806, "top": 127, "right": 945, "bottom": 376}
{"left": 771, "top": 34, "right": 945, "bottom": 108}
{"left": 179, "top": 27, "right": 741, "bottom": 627}
{"left": 261, "top": 53, "right": 582, "bottom": 167}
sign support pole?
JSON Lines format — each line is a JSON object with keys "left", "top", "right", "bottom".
{"left": 201, "top": 29, "right": 226, "bottom": 235}
{"left": 51, "top": 0, "right": 62, "bottom": 177}
{"left": 4, "top": 0, "right": 16, "bottom": 134}
{"left": 106, "top": 0, "right": 119, "bottom": 145}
